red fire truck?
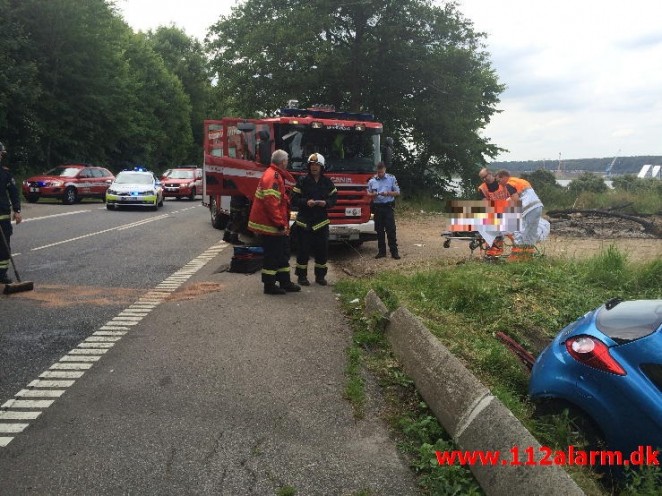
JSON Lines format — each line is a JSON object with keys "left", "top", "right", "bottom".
{"left": 202, "top": 104, "right": 387, "bottom": 245}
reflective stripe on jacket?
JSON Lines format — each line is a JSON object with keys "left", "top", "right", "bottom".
{"left": 291, "top": 174, "right": 337, "bottom": 231}
{"left": 248, "top": 164, "right": 290, "bottom": 236}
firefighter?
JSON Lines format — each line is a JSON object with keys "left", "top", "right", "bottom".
{"left": 291, "top": 153, "right": 337, "bottom": 286}
{"left": 0, "top": 141, "right": 23, "bottom": 284}
{"left": 477, "top": 167, "right": 516, "bottom": 257}
{"left": 223, "top": 195, "right": 249, "bottom": 245}
{"left": 248, "top": 149, "right": 301, "bottom": 295}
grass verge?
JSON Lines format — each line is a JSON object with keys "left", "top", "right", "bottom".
{"left": 336, "top": 246, "right": 662, "bottom": 495}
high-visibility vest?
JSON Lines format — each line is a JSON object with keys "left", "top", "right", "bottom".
{"left": 478, "top": 181, "right": 510, "bottom": 200}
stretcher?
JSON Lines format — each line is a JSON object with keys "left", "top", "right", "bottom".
{"left": 441, "top": 230, "right": 513, "bottom": 257}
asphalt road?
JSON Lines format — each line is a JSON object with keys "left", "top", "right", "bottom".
{"left": 0, "top": 199, "right": 416, "bottom": 495}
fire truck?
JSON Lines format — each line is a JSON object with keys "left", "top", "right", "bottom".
{"left": 202, "top": 103, "right": 387, "bottom": 245}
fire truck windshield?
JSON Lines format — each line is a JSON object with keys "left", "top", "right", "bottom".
{"left": 278, "top": 125, "right": 381, "bottom": 173}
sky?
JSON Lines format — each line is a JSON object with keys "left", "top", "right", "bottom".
{"left": 116, "top": 0, "right": 662, "bottom": 162}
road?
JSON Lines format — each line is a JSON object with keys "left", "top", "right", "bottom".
{"left": 0, "top": 199, "right": 416, "bottom": 495}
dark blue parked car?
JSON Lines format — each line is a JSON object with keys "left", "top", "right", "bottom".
{"left": 529, "top": 299, "right": 662, "bottom": 454}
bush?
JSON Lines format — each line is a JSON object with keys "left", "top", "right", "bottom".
{"left": 569, "top": 172, "right": 608, "bottom": 194}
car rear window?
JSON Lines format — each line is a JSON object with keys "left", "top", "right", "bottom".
{"left": 46, "top": 167, "right": 81, "bottom": 177}
{"left": 596, "top": 300, "right": 662, "bottom": 343}
{"left": 169, "top": 170, "right": 195, "bottom": 179}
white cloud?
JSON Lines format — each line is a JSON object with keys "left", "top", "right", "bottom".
{"left": 456, "top": 0, "right": 662, "bottom": 160}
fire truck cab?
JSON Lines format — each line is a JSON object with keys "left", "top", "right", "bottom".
{"left": 203, "top": 104, "right": 385, "bottom": 245}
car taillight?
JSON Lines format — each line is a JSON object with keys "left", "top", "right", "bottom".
{"left": 565, "top": 336, "right": 626, "bottom": 376}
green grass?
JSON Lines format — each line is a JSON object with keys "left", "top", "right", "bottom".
{"left": 336, "top": 247, "right": 662, "bottom": 494}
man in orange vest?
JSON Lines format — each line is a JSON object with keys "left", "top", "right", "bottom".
{"left": 248, "top": 149, "right": 301, "bottom": 295}
{"left": 496, "top": 169, "right": 546, "bottom": 259}
{"left": 477, "top": 168, "right": 516, "bottom": 257}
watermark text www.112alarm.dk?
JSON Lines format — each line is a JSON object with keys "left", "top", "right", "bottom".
{"left": 436, "top": 445, "right": 660, "bottom": 467}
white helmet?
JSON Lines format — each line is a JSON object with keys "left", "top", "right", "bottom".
{"left": 307, "top": 153, "right": 325, "bottom": 169}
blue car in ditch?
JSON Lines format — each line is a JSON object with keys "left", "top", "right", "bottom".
{"left": 529, "top": 299, "right": 662, "bottom": 454}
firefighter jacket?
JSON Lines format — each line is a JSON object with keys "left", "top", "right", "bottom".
{"left": 291, "top": 174, "right": 337, "bottom": 231}
{"left": 248, "top": 164, "right": 290, "bottom": 236}
{"left": 0, "top": 166, "right": 21, "bottom": 221}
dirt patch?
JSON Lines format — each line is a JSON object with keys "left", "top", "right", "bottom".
{"left": 333, "top": 212, "right": 662, "bottom": 278}
{"left": 8, "top": 285, "right": 142, "bottom": 308}
{"left": 166, "top": 282, "right": 226, "bottom": 301}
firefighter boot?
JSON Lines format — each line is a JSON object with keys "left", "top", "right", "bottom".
{"left": 229, "top": 233, "right": 245, "bottom": 245}
{"left": 222, "top": 230, "right": 232, "bottom": 243}
{"left": 297, "top": 276, "right": 310, "bottom": 286}
{"left": 264, "top": 283, "right": 286, "bottom": 295}
{"left": 280, "top": 281, "right": 302, "bottom": 292}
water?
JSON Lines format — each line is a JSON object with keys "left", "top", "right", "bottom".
{"left": 557, "top": 179, "right": 613, "bottom": 188}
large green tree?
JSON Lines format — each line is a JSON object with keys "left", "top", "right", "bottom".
{"left": 1, "top": 0, "right": 197, "bottom": 173}
{"left": 206, "top": 0, "right": 504, "bottom": 194}
{"left": 117, "top": 32, "right": 193, "bottom": 169}
{"left": 147, "top": 27, "right": 212, "bottom": 164}
{"left": 8, "top": 0, "right": 132, "bottom": 168}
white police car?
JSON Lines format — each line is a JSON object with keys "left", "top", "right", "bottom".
{"left": 105, "top": 169, "right": 164, "bottom": 210}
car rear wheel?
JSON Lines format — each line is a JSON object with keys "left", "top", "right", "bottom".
{"left": 533, "top": 399, "right": 606, "bottom": 451}
{"left": 188, "top": 187, "right": 196, "bottom": 201}
{"left": 62, "top": 187, "right": 77, "bottom": 205}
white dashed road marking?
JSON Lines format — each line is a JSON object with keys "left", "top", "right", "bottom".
{"left": 0, "top": 241, "right": 228, "bottom": 447}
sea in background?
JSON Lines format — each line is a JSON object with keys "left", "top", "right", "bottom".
{"left": 557, "top": 179, "right": 614, "bottom": 188}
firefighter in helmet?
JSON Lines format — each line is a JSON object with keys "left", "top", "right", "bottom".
{"left": 291, "top": 153, "right": 337, "bottom": 286}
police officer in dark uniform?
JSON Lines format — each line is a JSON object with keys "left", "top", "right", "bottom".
{"left": 0, "top": 141, "right": 23, "bottom": 284}
{"left": 291, "top": 153, "right": 337, "bottom": 286}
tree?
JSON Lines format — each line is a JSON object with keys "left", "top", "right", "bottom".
{"left": 0, "top": 0, "right": 41, "bottom": 171}
{"left": 117, "top": 32, "right": 193, "bottom": 170}
{"left": 206, "top": 0, "right": 504, "bottom": 195}
{"left": 147, "top": 27, "right": 212, "bottom": 164}
{"left": 9, "top": 0, "right": 133, "bottom": 168}
{"left": 568, "top": 172, "right": 608, "bottom": 194}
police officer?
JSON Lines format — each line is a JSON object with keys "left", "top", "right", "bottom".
{"left": 0, "top": 142, "right": 23, "bottom": 284}
{"left": 367, "top": 162, "right": 400, "bottom": 259}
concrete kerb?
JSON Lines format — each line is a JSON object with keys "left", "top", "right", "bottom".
{"left": 363, "top": 290, "right": 584, "bottom": 496}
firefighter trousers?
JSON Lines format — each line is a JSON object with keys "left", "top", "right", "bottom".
{"left": 260, "top": 234, "right": 292, "bottom": 286}
{"left": 295, "top": 225, "right": 329, "bottom": 280}
{"left": 0, "top": 220, "right": 12, "bottom": 275}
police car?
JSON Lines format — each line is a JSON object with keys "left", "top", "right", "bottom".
{"left": 105, "top": 169, "right": 164, "bottom": 210}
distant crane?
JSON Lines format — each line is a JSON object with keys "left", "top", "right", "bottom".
{"left": 556, "top": 152, "right": 564, "bottom": 174}
{"left": 605, "top": 149, "right": 621, "bottom": 177}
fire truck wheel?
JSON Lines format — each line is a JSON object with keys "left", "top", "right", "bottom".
{"left": 210, "top": 199, "right": 229, "bottom": 230}
{"left": 188, "top": 187, "right": 196, "bottom": 201}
